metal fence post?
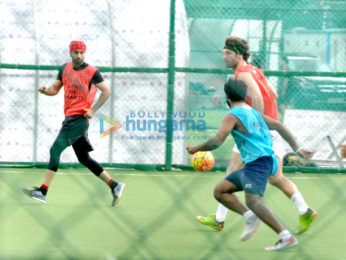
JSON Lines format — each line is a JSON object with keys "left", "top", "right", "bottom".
{"left": 165, "top": 0, "right": 176, "bottom": 170}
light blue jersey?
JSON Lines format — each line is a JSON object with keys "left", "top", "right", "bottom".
{"left": 228, "top": 106, "right": 278, "bottom": 175}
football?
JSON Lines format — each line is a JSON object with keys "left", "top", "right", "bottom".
{"left": 191, "top": 151, "right": 215, "bottom": 172}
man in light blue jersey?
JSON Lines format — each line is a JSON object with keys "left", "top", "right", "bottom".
{"left": 187, "top": 78, "right": 314, "bottom": 251}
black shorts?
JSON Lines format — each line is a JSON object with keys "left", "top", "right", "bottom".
{"left": 55, "top": 115, "right": 93, "bottom": 151}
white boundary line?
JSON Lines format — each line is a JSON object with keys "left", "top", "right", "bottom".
{"left": 1, "top": 170, "right": 346, "bottom": 180}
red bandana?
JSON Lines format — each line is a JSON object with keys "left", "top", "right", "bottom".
{"left": 69, "top": 41, "right": 86, "bottom": 52}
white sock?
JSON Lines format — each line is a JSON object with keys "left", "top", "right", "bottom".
{"left": 291, "top": 192, "right": 309, "bottom": 215}
{"left": 243, "top": 210, "right": 255, "bottom": 221}
{"left": 278, "top": 229, "right": 292, "bottom": 240}
{"left": 215, "top": 203, "right": 228, "bottom": 222}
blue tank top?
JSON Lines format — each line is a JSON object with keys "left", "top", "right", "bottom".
{"left": 228, "top": 106, "right": 275, "bottom": 165}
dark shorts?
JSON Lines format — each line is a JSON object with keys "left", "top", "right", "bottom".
{"left": 225, "top": 156, "right": 276, "bottom": 196}
{"left": 54, "top": 115, "right": 93, "bottom": 151}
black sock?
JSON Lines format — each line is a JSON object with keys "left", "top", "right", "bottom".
{"left": 110, "top": 181, "right": 118, "bottom": 190}
{"left": 107, "top": 178, "right": 118, "bottom": 190}
{"left": 39, "top": 185, "right": 48, "bottom": 195}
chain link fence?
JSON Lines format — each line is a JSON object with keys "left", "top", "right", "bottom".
{"left": 1, "top": 1, "right": 346, "bottom": 259}
{"left": 0, "top": 1, "right": 345, "bottom": 168}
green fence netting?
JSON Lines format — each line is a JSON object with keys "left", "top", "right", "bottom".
{"left": 0, "top": 0, "right": 345, "bottom": 172}
{"left": 1, "top": 1, "right": 346, "bottom": 259}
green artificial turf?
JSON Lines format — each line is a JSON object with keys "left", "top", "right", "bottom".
{"left": 1, "top": 168, "right": 345, "bottom": 259}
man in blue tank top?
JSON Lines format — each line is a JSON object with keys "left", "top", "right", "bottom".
{"left": 187, "top": 78, "right": 314, "bottom": 251}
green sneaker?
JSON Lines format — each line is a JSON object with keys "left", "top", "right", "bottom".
{"left": 298, "top": 208, "right": 317, "bottom": 234}
{"left": 196, "top": 213, "right": 224, "bottom": 231}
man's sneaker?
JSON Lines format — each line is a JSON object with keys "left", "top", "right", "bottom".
{"left": 298, "top": 208, "right": 317, "bottom": 234}
{"left": 239, "top": 215, "right": 261, "bottom": 241}
{"left": 112, "top": 183, "right": 126, "bottom": 207}
{"left": 265, "top": 236, "right": 298, "bottom": 251}
{"left": 22, "top": 187, "right": 46, "bottom": 203}
{"left": 196, "top": 214, "right": 224, "bottom": 231}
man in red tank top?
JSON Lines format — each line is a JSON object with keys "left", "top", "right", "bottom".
{"left": 197, "top": 36, "right": 317, "bottom": 237}
{"left": 234, "top": 63, "right": 278, "bottom": 120}
{"left": 23, "top": 41, "right": 125, "bottom": 207}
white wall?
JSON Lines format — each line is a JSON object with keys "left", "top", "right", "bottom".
{"left": 0, "top": 0, "right": 190, "bottom": 164}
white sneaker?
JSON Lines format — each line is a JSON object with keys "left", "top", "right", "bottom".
{"left": 265, "top": 236, "right": 298, "bottom": 251}
{"left": 23, "top": 187, "right": 46, "bottom": 203}
{"left": 112, "top": 183, "right": 126, "bottom": 207}
{"left": 239, "top": 215, "right": 261, "bottom": 241}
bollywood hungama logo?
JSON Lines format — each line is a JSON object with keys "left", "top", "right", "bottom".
{"left": 125, "top": 110, "right": 207, "bottom": 133}
{"left": 99, "top": 114, "right": 122, "bottom": 138}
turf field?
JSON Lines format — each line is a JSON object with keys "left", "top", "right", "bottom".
{"left": 1, "top": 168, "right": 345, "bottom": 259}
